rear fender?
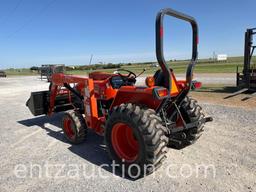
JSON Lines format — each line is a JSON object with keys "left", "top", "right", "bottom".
{"left": 110, "top": 72, "right": 182, "bottom": 111}
{"left": 110, "top": 86, "right": 162, "bottom": 110}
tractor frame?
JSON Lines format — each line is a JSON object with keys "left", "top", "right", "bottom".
{"left": 26, "top": 8, "right": 212, "bottom": 177}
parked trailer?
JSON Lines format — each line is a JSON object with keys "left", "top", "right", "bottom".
{"left": 40, "top": 64, "right": 65, "bottom": 82}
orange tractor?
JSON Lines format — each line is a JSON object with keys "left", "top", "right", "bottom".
{"left": 26, "top": 8, "right": 212, "bottom": 177}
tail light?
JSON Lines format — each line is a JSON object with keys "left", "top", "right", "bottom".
{"left": 191, "top": 81, "right": 202, "bottom": 90}
{"left": 153, "top": 88, "right": 169, "bottom": 99}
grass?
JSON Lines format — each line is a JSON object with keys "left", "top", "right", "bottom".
{"left": 195, "top": 84, "right": 240, "bottom": 93}
{"left": 4, "top": 68, "right": 39, "bottom": 76}
{"left": 3, "top": 56, "right": 256, "bottom": 76}
{"left": 66, "top": 56, "right": 255, "bottom": 75}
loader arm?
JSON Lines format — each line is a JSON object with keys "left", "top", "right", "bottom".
{"left": 48, "top": 73, "right": 105, "bottom": 133}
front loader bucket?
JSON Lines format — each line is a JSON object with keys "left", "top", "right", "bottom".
{"left": 26, "top": 91, "right": 49, "bottom": 116}
{"left": 26, "top": 90, "right": 76, "bottom": 116}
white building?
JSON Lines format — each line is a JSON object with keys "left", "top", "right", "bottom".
{"left": 217, "top": 54, "right": 228, "bottom": 61}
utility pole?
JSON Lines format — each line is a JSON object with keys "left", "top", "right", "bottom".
{"left": 213, "top": 51, "right": 216, "bottom": 61}
{"left": 89, "top": 54, "right": 93, "bottom": 65}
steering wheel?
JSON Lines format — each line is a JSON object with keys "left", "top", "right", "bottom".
{"left": 116, "top": 69, "right": 137, "bottom": 79}
{"left": 115, "top": 69, "right": 137, "bottom": 86}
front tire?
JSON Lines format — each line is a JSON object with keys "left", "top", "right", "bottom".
{"left": 61, "top": 110, "right": 87, "bottom": 144}
{"left": 105, "top": 103, "right": 168, "bottom": 178}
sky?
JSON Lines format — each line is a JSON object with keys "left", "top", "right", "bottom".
{"left": 0, "top": 0, "right": 255, "bottom": 69}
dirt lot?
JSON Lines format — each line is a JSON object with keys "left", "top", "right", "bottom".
{"left": 0, "top": 76, "right": 255, "bottom": 192}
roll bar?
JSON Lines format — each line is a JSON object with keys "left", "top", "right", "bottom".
{"left": 156, "top": 8, "right": 199, "bottom": 91}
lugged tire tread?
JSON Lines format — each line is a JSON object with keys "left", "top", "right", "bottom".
{"left": 105, "top": 103, "right": 168, "bottom": 177}
{"left": 61, "top": 110, "right": 87, "bottom": 144}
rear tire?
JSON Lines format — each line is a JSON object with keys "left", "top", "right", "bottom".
{"left": 105, "top": 103, "right": 168, "bottom": 178}
{"left": 169, "top": 97, "right": 205, "bottom": 148}
{"left": 61, "top": 110, "right": 87, "bottom": 144}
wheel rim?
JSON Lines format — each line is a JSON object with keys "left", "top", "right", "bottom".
{"left": 63, "top": 117, "right": 75, "bottom": 140}
{"left": 111, "top": 123, "right": 139, "bottom": 162}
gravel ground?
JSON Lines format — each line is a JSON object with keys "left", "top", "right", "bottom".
{"left": 0, "top": 76, "right": 255, "bottom": 192}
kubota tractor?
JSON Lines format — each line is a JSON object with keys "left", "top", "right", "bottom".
{"left": 26, "top": 8, "right": 212, "bottom": 177}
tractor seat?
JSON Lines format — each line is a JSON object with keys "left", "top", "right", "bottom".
{"left": 154, "top": 69, "right": 169, "bottom": 88}
{"left": 89, "top": 71, "right": 113, "bottom": 80}
{"left": 154, "top": 69, "right": 176, "bottom": 89}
